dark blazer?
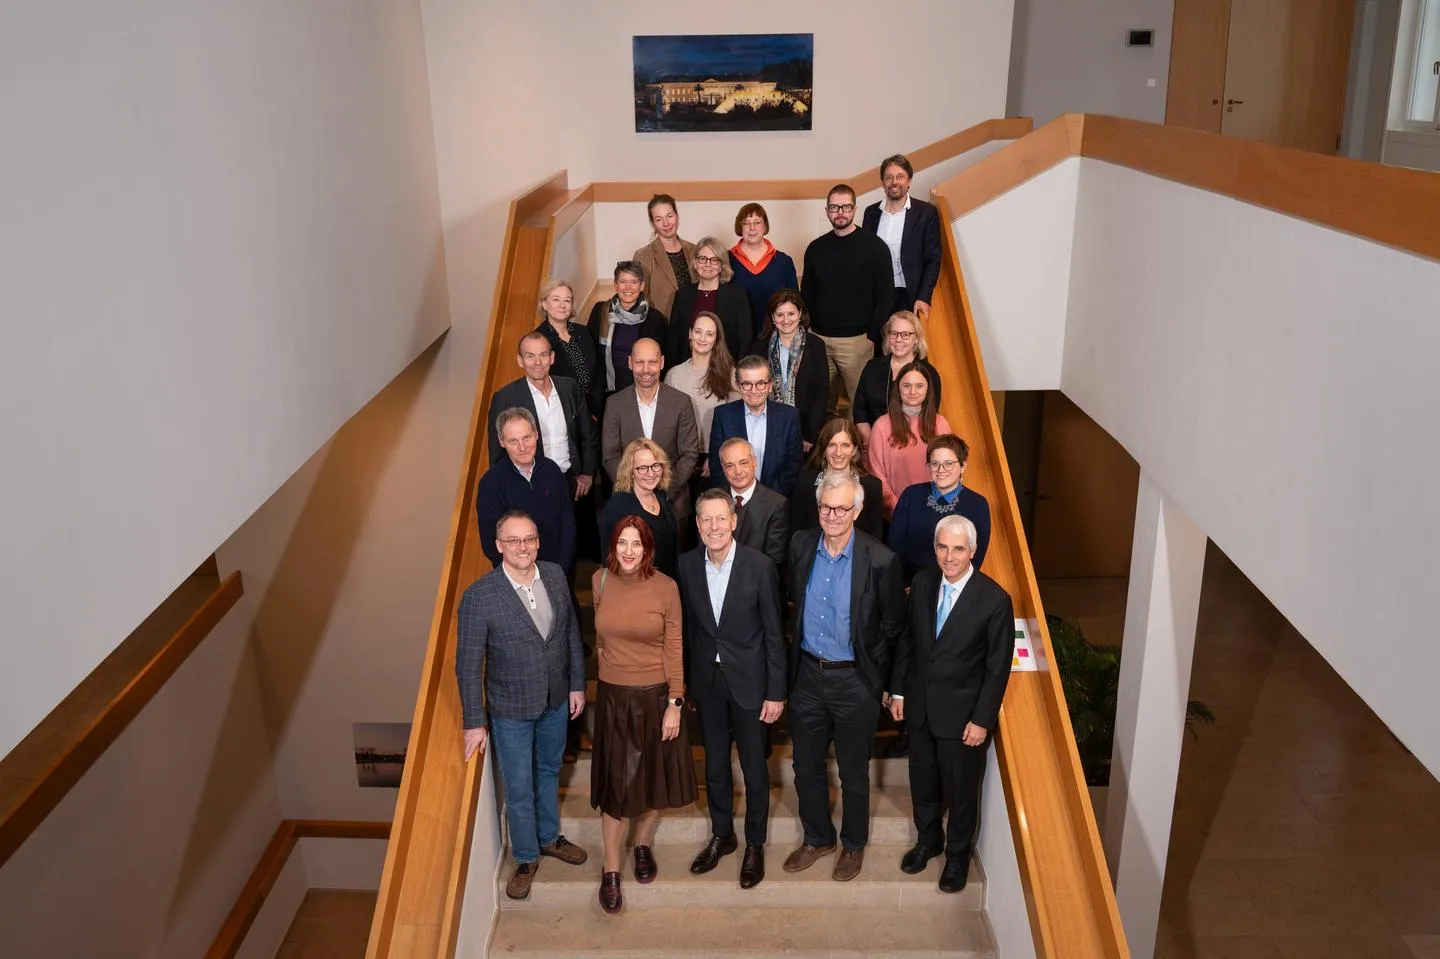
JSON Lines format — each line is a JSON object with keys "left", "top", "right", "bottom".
{"left": 892, "top": 566, "right": 1014, "bottom": 738}
{"left": 534, "top": 321, "right": 604, "bottom": 422}
{"left": 601, "top": 384, "right": 703, "bottom": 518}
{"left": 849, "top": 356, "right": 943, "bottom": 427}
{"left": 476, "top": 456, "right": 575, "bottom": 574}
{"left": 791, "top": 469, "right": 883, "bottom": 541}
{"left": 708, "top": 400, "right": 803, "bottom": 497}
{"left": 861, "top": 196, "right": 943, "bottom": 308}
{"left": 732, "top": 481, "right": 789, "bottom": 570}
{"left": 787, "top": 528, "right": 906, "bottom": 700}
{"left": 586, "top": 301, "right": 669, "bottom": 395}
{"left": 487, "top": 375, "right": 598, "bottom": 477}
{"left": 677, "top": 543, "right": 786, "bottom": 710}
{"left": 665, "top": 283, "right": 753, "bottom": 368}
{"left": 455, "top": 560, "right": 584, "bottom": 728}
{"left": 600, "top": 490, "right": 680, "bottom": 581}
{"left": 757, "top": 332, "right": 829, "bottom": 447}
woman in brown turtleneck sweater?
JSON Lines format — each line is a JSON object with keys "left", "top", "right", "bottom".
{"left": 589, "top": 515, "right": 694, "bottom": 915}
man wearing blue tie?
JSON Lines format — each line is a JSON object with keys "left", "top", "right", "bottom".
{"left": 887, "top": 514, "right": 1014, "bottom": 893}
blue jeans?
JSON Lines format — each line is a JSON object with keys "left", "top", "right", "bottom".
{"left": 490, "top": 704, "right": 568, "bottom": 864}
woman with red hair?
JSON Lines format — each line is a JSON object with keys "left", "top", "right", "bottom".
{"left": 589, "top": 514, "right": 693, "bottom": 915}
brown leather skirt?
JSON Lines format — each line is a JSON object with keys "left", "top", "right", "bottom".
{"left": 590, "top": 681, "right": 696, "bottom": 819}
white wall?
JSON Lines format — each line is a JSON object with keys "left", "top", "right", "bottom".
{"left": 975, "top": 748, "right": 1039, "bottom": 959}
{"left": 1343, "top": 0, "right": 1401, "bottom": 161}
{"left": 0, "top": 0, "right": 450, "bottom": 758}
{"left": 951, "top": 159, "right": 1078, "bottom": 391}
{"left": 1007, "top": 0, "right": 1174, "bottom": 125}
{"left": 1383, "top": 130, "right": 1440, "bottom": 170}
{"left": 0, "top": 604, "right": 289, "bottom": 957}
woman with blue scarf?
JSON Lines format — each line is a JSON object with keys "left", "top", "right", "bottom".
{"left": 887, "top": 434, "right": 991, "bottom": 585}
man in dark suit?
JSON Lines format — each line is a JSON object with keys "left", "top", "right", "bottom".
{"left": 476, "top": 408, "right": 575, "bottom": 576}
{"left": 708, "top": 355, "right": 803, "bottom": 497}
{"left": 456, "top": 511, "right": 588, "bottom": 901}
{"left": 601, "top": 337, "right": 702, "bottom": 521}
{"left": 861, "top": 154, "right": 942, "bottom": 323}
{"left": 677, "top": 488, "right": 786, "bottom": 889}
{"left": 888, "top": 514, "right": 1013, "bottom": 893}
{"left": 782, "top": 473, "right": 905, "bottom": 882}
{"left": 488, "top": 332, "right": 597, "bottom": 496}
{"left": 716, "top": 437, "right": 788, "bottom": 571}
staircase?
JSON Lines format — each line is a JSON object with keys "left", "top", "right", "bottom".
{"left": 488, "top": 744, "right": 996, "bottom": 957}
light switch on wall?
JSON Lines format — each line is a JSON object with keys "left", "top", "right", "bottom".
{"left": 1147, "top": 78, "right": 1157, "bottom": 88}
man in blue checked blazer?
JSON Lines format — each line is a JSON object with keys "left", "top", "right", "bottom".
{"left": 456, "top": 510, "right": 588, "bottom": 901}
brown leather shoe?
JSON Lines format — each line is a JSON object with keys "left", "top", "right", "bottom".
{"left": 598, "top": 870, "right": 622, "bottom": 914}
{"left": 782, "top": 842, "right": 836, "bottom": 873}
{"left": 505, "top": 861, "right": 538, "bottom": 900}
{"left": 540, "top": 835, "right": 588, "bottom": 865}
{"left": 633, "top": 844, "right": 658, "bottom": 884}
{"left": 833, "top": 847, "right": 864, "bottom": 882}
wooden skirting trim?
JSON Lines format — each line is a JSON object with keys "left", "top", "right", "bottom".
{"left": 935, "top": 113, "right": 1440, "bottom": 262}
{"left": 0, "top": 569, "right": 244, "bottom": 868}
{"left": 206, "top": 818, "right": 390, "bottom": 959}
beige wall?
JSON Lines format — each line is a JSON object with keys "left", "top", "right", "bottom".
{"left": 0, "top": 606, "right": 290, "bottom": 957}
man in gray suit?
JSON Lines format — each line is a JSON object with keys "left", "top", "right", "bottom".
{"left": 456, "top": 511, "right": 588, "bottom": 901}
{"left": 601, "top": 337, "right": 702, "bottom": 521}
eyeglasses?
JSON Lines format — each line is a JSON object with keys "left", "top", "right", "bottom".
{"left": 633, "top": 463, "right": 664, "bottom": 475}
{"left": 888, "top": 330, "right": 916, "bottom": 340}
{"left": 694, "top": 255, "right": 722, "bottom": 266}
{"left": 498, "top": 535, "right": 539, "bottom": 548}
{"left": 738, "top": 379, "right": 772, "bottom": 391}
{"left": 826, "top": 203, "right": 856, "bottom": 214}
{"left": 818, "top": 503, "right": 857, "bottom": 518}
{"left": 741, "top": 218, "right": 766, "bottom": 228}
{"left": 928, "top": 459, "right": 961, "bottom": 471}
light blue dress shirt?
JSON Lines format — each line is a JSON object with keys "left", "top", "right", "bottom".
{"left": 801, "top": 532, "right": 855, "bottom": 661}
{"left": 744, "top": 404, "right": 768, "bottom": 475}
{"left": 705, "top": 539, "right": 737, "bottom": 662}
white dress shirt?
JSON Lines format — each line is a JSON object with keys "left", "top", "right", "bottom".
{"left": 704, "top": 539, "right": 737, "bottom": 661}
{"left": 729, "top": 480, "right": 757, "bottom": 509}
{"left": 636, "top": 388, "right": 659, "bottom": 438}
{"left": 876, "top": 195, "right": 911, "bottom": 287}
{"left": 527, "top": 378, "right": 571, "bottom": 473}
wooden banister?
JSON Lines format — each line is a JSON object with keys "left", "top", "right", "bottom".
{"left": 0, "top": 567, "right": 244, "bottom": 867}
{"left": 207, "top": 818, "right": 390, "bottom": 959}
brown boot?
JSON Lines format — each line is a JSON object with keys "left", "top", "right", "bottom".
{"left": 505, "top": 861, "right": 538, "bottom": 900}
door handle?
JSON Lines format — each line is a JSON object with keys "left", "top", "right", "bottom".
{"left": 1226, "top": 98, "right": 1244, "bottom": 105}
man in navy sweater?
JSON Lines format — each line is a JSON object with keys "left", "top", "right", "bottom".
{"left": 477, "top": 408, "right": 576, "bottom": 577}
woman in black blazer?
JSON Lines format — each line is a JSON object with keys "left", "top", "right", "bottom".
{"left": 851, "top": 309, "right": 942, "bottom": 445}
{"left": 536, "top": 278, "right": 605, "bottom": 422}
{"left": 754, "top": 289, "right": 829, "bottom": 451}
{"left": 664, "top": 236, "right": 753, "bottom": 367}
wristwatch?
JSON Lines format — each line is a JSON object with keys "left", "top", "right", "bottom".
{"left": 666, "top": 696, "right": 685, "bottom": 707}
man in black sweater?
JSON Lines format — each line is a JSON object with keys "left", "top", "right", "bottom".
{"left": 801, "top": 183, "right": 895, "bottom": 408}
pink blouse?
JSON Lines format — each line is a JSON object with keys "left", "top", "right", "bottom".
{"left": 867, "top": 413, "right": 952, "bottom": 515}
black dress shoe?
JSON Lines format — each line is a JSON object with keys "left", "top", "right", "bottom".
{"left": 739, "top": 845, "right": 765, "bottom": 889}
{"left": 633, "top": 844, "right": 658, "bottom": 884}
{"left": 900, "top": 843, "right": 942, "bottom": 875}
{"left": 938, "top": 855, "right": 970, "bottom": 893}
{"left": 690, "top": 834, "right": 738, "bottom": 874}
{"left": 599, "top": 870, "right": 622, "bottom": 914}
{"left": 885, "top": 731, "right": 910, "bottom": 758}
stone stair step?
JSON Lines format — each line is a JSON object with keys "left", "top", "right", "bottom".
{"left": 497, "top": 842, "right": 985, "bottom": 913}
{"left": 560, "top": 744, "right": 911, "bottom": 789}
{"left": 491, "top": 905, "right": 995, "bottom": 957}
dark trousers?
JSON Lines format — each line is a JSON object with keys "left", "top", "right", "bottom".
{"left": 789, "top": 657, "right": 882, "bottom": 851}
{"left": 908, "top": 717, "right": 990, "bottom": 857}
{"left": 892, "top": 287, "right": 912, "bottom": 313}
{"left": 696, "top": 669, "right": 770, "bottom": 846}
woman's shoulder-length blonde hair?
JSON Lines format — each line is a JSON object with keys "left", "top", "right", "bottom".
{"left": 883, "top": 310, "right": 929, "bottom": 360}
{"left": 537, "top": 277, "right": 576, "bottom": 321}
{"left": 613, "top": 437, "right": 673, "bottom": 494}
{"left": 691, "top": 235, "right": 734, "bottom": 283}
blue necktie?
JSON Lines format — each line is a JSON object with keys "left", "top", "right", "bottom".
{"left": 936, "top": 582, "right": 956, "bottom": 638}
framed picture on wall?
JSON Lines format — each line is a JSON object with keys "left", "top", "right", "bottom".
{"left": 353, "top": 722, "right": 410, "bottom": 788}
{"left": 633, "top": 33, "right": 813, "bottom": 133}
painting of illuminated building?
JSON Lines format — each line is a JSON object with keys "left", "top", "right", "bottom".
{"left": 634, "top": 34, "right": 813, "bottom": 133}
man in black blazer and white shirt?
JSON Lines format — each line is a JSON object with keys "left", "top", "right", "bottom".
{"left": 717, "top": 437, "right": 789, "bottom": 571}
{"left": 861, "top": 154, "right": 942, "bottom": 322}
{"left": 888, "top": 514, "right": 1013, "bottom": 893}
{"left": 677, "top": 489, "right": 786, "bottom": 888}
{"left": 488, "top": 332, "right": 597, "bottom": 496}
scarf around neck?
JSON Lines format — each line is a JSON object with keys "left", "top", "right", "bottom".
{"left": 768, "top": 328, "right": 807, "bottom": 407}
{"left": 603, "top": 296, "right": 649, "bottom": 391}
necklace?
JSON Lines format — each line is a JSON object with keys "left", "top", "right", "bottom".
{"left": 926, "top": 485, "right": 961, "bottom": 515}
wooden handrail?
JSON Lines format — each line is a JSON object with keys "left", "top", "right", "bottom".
{"left": 934, "top": 114, "right": 1440, "bottom": 262}
{"left": 367, "top": 118, "right": 1038, "bottom": 958}
{"left": 0, "top": 567, "right": 244, "bottom": 867}
{"left": 207, "top": 818, "right": 390, "bottom": 959}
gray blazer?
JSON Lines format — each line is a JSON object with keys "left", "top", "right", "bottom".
{"left": 455, "top": 560, "right": 584, "bottom": 728}
{"left": 734, "top": 481, "right": 789, "bottom": 572}
{"left": 602, "top": 384, "right": 703, "bottom": 518}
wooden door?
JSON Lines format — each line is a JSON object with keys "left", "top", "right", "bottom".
{"left": 1220, "top": 0, "right": 1356, "bottom": 152}
{"left": 1166, "top": 0, "right": 1232, "bottom": 132}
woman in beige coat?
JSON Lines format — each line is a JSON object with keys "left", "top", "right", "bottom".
{"left": 632, "top": 193, "right": 695, "bottom": 318}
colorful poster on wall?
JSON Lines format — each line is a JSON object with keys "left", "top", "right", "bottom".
{"left": 353, "top": 722, "right": 410, "bottom": 788}
{"left": 633, "top": 34, "right": 813, "bottom": 133}
{"left": 1012, "top": 619, "right": 1039, "bottom": 672}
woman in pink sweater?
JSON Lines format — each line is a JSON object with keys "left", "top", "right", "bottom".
{"left": 867, "top": 361, "right": 949, "bottom": 517}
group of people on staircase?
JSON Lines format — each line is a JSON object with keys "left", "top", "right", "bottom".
{"left": 457, "top": 154, "right": 1013, "bottom": 916}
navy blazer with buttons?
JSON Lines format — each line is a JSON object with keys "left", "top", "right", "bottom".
{"left": 708, "top": 399, "right": 803, "bottom": 497}
{"left": 862, "top": 196, "right": 943, "bottom": 308}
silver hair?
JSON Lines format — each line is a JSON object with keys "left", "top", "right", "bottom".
{"left": 494, "top": 406, "right": 537, "bottom": 437}
{"left": 718, "top": 436, "right": 755, "bottom": 460}
{"left": 815, "top": 469, "right": 864, "bottom": 509}
{"left": 933, "top": 514, "right": 977, "bottom": 551}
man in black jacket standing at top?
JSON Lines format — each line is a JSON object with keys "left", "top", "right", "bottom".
{"left": 888, "top": 514, "right": 1014, "bottom": 894}
{"left": 861, "top": 154, "right": 942, "bottom": 323}
{"left": 802, "top": 183, "right": 895, "bottom": 407}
